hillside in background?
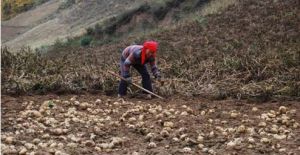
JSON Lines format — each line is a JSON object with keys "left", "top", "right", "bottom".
{"left": 2, "top": 0, "right": 299, "bottom": 101}
{"left": 1, "top": 0, "right": 153, "bottom": 50}
{"left": 1, "top": 0, "right": 219, "bottom": 51}
{"left": 1, "top": 0, "right": 50, "bottom": 20}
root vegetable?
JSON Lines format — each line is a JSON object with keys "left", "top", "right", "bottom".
{"left": 198, "top": 144, "right": 204, "bottom": 149}
{"left": 252, "top": 107, "right": 258, "bottom": 112}
{"left": 260, "top": 138, "right": 270, "bottom": 143}
{"left": 279, "top": 106, "right": 287, "bottom": 114}
{"left": 182, "top": 147, "right": 192, "bottom": 153}
{"left": 237, "top": 125, "right": 246, "bottom": 133}
{"left": 5, "top": 136, "right": 14, "bottom": 144}
{"left": 230, "top": 112, "right": 238, "bottom": 118}
{"left": 148, "top": 142, "right": 157, "bottom": 148}
{"left": 197, "top": 135, "right": 204, "bottom": 142}
{"left": 19, "top": 147, "right": 27, "bottom": 155}
{"left": 248, "top": 137, "right": 255, "bottom": 143}
{"left": 164, "top": 122, "right": 174, "bottom": 128}
{"left": 258, "top": 122, "right": 267, "bottom": 127}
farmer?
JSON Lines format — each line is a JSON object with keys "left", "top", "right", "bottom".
{"left": 118, "top": 41, "right": 161, "bottom": 99}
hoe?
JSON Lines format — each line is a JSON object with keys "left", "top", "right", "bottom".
{"left": 107, "top": 70, "right": 165, "bottom": 100}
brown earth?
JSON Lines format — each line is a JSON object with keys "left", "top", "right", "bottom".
{"left": 2, "top": 94, "right": 300, "bottom": 154}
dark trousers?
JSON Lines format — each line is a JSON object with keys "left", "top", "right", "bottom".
{"left": 118, "top": 64, "right": 153, "bottom": 96}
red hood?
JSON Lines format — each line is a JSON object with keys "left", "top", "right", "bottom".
{"left": 141, "top": 41, "right": 158, "bottom": 65}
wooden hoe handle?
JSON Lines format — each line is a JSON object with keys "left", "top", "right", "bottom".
{"left": 107, "top": 70, "right": 165, "bottom": 100}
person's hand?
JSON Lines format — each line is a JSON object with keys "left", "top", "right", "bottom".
{"left": 125, "top": 77, "right": 132, "bottom": 84}
{"left": 155, "top": 74, "right": 165, "bottom": 86}
{"left": 155, "top": 74, "right": 162, "bottom": 82}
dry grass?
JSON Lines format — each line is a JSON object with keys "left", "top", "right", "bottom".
{"left": 1, "top": 0, "right": 299, "bottom": 101}
{"left": 199, "top": 0, "right": 238, "bottom": 16}
{"left": 2, "top": 0, "right": 50, "bottom": 20}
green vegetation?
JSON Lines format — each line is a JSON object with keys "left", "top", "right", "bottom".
{"left": 80, "top": 36, "right": 93, "bottom": 47}
{"left": 2, "top": 0, "right": 50, "bottom": 20}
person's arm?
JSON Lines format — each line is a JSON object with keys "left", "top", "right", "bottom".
{"left": 123, "top": 53, "right": 135, "bottom": 78}
{"left": 149, "top": 57, "right": 161, "bottom": 79}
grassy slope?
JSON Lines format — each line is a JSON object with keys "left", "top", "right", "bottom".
{"left": 1, "top": 0, "right": 50, "bottom": 20}
{"left": 1, "top": 0, "right": 299, "bottom": 101}
{"left": 151, "top": 0, "right": 300, "bottom": 100}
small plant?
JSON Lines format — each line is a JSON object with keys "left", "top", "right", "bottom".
{"left": 2, "top": 0, "right": 50, "bottom": 20}
{"left": 80, "top": 36, "right": 93, "bottom": 47}
{"left": 222, "top": 57, "right": 242, "bottom": 71}
{"left": 48, "top": 100, "right": 54, "bottom": 108}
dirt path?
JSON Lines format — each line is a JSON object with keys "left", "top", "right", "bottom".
{"left": 2, "top": 94, "right": 300, "bottom": 154}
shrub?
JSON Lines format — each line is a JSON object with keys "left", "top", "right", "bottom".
{"left": 80, "top": 36, "right": 93, "bottom": 46}
{"left": 2, "top": 0, "right": 50, "bottom": 20}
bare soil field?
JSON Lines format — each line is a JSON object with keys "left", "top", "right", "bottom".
{"left": 2, "top": 94, "right": 300, "bottom": 154}
{"left": 1, "top": 0, "right": 299, "bottom": 154}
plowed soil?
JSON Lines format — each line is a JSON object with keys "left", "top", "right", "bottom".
{"left": 2, "top": 94, "right": 300, "bottom": 154}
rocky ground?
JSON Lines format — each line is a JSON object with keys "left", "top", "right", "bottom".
{"left": 1, "top": 94, "right": 300, "bottom": 155}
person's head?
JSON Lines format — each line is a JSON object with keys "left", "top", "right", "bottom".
{"left": 141, "top": 41, "right": 158, "bottom": 64}
{"left": 145, "top": 48, "right": 155, "bottom": 57}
